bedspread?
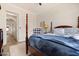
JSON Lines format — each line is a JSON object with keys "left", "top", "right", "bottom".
{"left": 29, "top": 34, "right": 79, "bottom": 56}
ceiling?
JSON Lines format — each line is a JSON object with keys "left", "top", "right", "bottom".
{"left": 12, "top": 3, "right": 79, "bottom": 15}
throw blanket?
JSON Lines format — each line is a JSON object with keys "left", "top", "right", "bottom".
{"left": 29, "top": 34, "right": 79, "bottom": 56}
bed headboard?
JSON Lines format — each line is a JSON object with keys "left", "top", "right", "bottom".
{"left": 55, "top": 25, "right": 72, "bottom": 28}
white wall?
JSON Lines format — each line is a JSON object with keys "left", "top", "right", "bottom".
{"left": 37, "top": 4, "right": 79, "bottom": 31}
{"left": 28, "top": 12, "right": 37, "bottom": 37}
{"left": 0, "top": 3, "right": 37, "bottom": 45}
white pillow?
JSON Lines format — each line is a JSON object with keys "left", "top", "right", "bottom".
{"left": 53, "top": 28, "right": 65, "bottom": 35}
{"left": 64, "top": 28, "right": 79, "bottom": 35}
{"left": 44, "top": 33, "right": 56, "bottom": 35}
{"left": 72, "top": 34, "right": 79, "bottom": 40}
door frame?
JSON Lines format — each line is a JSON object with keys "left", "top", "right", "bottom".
{"left": 6, "top": 10, "right": 19, "bottom": 43}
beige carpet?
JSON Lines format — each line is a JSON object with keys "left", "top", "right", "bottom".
{"left": 7, "top": 34, "right": 17, "bottom": 46}
{"left": 9, "top": 42, "right": 27, "bottom": 56}
{"left": 3, "top": 42, "right": 30, "bottom": 56}
{"left": 2, "top": 34, "right": 30, "bottom": 56}
{"left": 10, "top": 42, "right": 32, "bottom": 56}
{"left": 2, "top": 34, "right": 17, "bottom": 56}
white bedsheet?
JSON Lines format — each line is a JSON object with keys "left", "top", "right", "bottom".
{"left": 44, "top": 33, "right": 79, "bottom": 40}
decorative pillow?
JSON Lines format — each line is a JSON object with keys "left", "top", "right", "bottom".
{"left": 53, "top": 28, "right": 65, "bottom": 35}
{"left": 33, "top": 28, "right": 44, "bottom": 34}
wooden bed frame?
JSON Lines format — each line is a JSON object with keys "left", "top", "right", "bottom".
{"left": 26, "top": 16, "right": 79, "bottom": 56}
{"left": 55, "top": 25, "right": 72, "bottom": 28}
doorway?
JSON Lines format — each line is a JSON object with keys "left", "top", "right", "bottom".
{"left": 2, "top": 11, "right": 18, "bottom": 55}
{"left": 6, "top": 11, "right": 18, "bottom": 46}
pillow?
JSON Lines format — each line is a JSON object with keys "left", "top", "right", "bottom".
{"left": 33, "top": 28, "right": 44, "bottom": 34}
{"left": 72, "top": 34, "right": 79, "bottom": 40}
{"left": 64, "top": 28, "right": 79, "bottom": 35}
{"left": 44, "top": 33, "right": 56, "bottom": 35}
{"left": 53, "top": 28, "right": 65, "bottom": 35}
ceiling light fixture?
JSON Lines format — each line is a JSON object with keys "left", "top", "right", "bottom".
{"left": 39, "top": 3, "right": 42, "bottom": 6}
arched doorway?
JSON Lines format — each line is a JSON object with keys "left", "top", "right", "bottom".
{"left": 6, "top": 12, "right": 17, "bottom": 46}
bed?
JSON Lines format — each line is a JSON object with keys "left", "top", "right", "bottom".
{"left": 25, "top": 16, "right": 79, "bottom": 56}
{"left": 27, "top": 25, "right": 79, "bottom": 56}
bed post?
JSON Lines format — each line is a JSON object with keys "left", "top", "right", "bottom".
{"left": 50, "top": 21, "right": 53, "bottom": 33}
{"left": 26, "top": 14, "right": 28, "bottom": 54}
{"left": 77, "top": 16, "right": 79, "bottom": 28}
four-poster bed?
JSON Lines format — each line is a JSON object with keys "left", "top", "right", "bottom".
{"left": 26, "top": 16, "right": 79, "bottom": 56}
{"left": 26, "top": 14, "right": 28, "bottom": 54}
{"left": 28, "top": 25, "right": 73, "bottom": 56}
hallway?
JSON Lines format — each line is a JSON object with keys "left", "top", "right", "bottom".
{"left": 7, "top": 33, "right": 17, "bottom": 46}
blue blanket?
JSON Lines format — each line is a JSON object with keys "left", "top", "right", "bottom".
{"left": 29, "top": 34, "right": 79, "bottom": 56}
